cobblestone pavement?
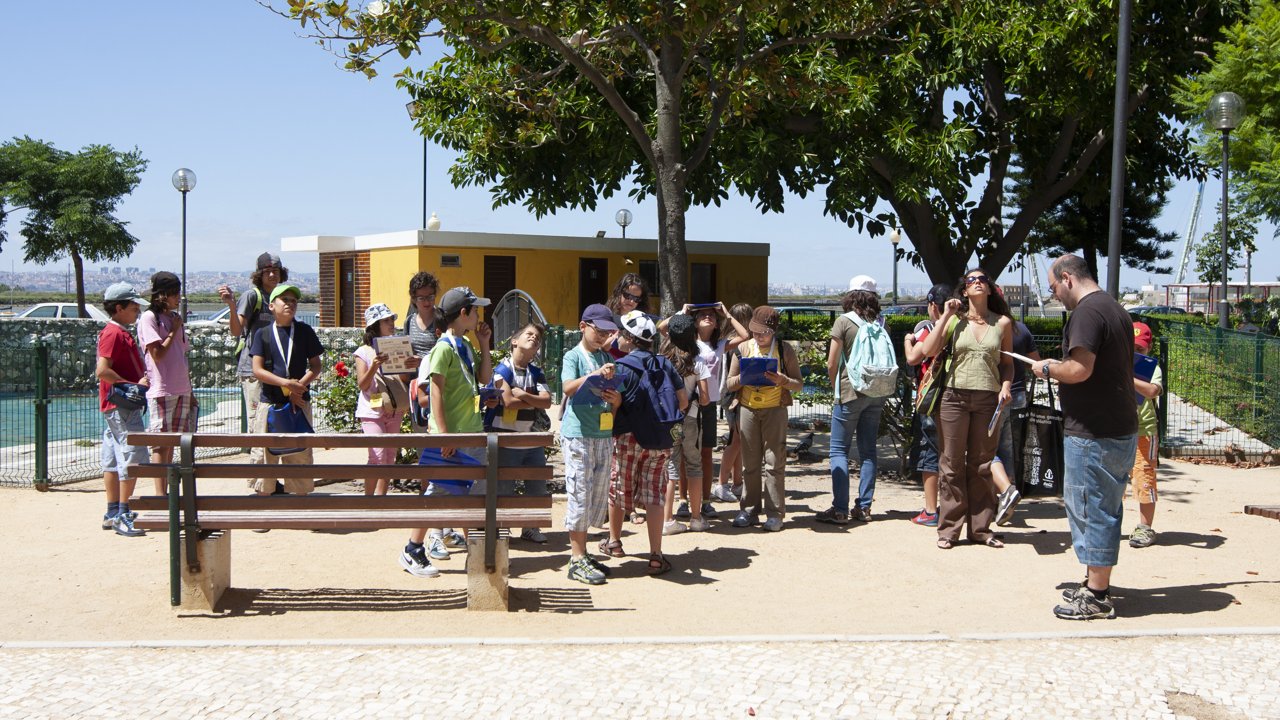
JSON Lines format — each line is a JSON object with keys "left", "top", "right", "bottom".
{"left": 2, "top": 633, "right": 1278, "bottom": 719}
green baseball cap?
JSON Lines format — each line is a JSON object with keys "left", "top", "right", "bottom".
{"left": 269, "top": 284, "right": 302, "bottom": 302}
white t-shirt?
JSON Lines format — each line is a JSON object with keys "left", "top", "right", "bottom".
{"left": 682, "top": 355, "right": 712, "bottom": 419}
{"left": 696, "top": 338, "right": 728, "bottom": 403}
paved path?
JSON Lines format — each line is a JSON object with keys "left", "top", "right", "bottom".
{"left": 2, "top": 633, "right": 1278, "bottom": 719}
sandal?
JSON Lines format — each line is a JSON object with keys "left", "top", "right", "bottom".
{"left": 983, "top": 537, "right": 1005, "bottom": 548}
{"left": 936, "top": 538, "right": 954, "bottom": 550}
{"left": 629, "top": 510, "right": 646, "bottom": 525}
{"left": 647, "top": 552, "right": 672, "bottom": 576}
{"left": 597, "top": 538, "right": 625, "bottom": 558}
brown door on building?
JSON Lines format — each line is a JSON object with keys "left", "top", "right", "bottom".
{"left": 484, "top": 255, "right": 517, "bottom": 321}
{"left": 691, "top": 262, "right": 717, "bottom": 304}
{"left": 338, "top": 258, "right": 355, "bottom": 327}
{"left": 579, "top": 258, "right": 609, "bottom": 315}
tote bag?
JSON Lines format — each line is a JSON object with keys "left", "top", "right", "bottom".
{"left": 1011, "top": 377, "right": 1064, "bottom": 496}
{"left": 266, "top": 402, "right": 313, "bottom": 456}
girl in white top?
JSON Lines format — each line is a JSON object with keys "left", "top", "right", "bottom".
{"left": 712, "top": 302, "right": 753, "bottom": 502}
{"left": 354, "top": 304, "right": 420, "bottom": 495}
{"left": 689, "top": 303, "right": 749, "bottom": 513}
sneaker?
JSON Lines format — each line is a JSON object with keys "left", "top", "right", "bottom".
{"left": 689, "top": 516, "right": 711, "bottom": 532}
{"left": 674, "top": 501, "right": 692, "bottom": 519}
{"left": 584, "top": 555, "right": 613, "bottom": 577}
{"left": 815, "top": 507, "right": 849, "bottom": 525}
{"left": 700, "top": 502, "right": 719, "bottom": 519}
{"left": 112, "top": 513, "right": 145, "bottom": 538}
{"left": 443, "top": 530, "right": 467, "bottom": 548}
{"left": 711, "top": 484, "right": 736, "bottom": 503}
{"left": 427, "top": 536, "right": 451, "bottom": 561}
{"left": 1061, "top": 583, "right": 1087, "bottom": 603}
{"left": 520, "top": 527, "right": 549, "bottom": 544}
{"left": 399, "top": 544, "right": 441, "bottom": 578}
{"left": 662, "top": 519, "right": 688, "bottom": 536}
{"left": 911, "top": 509, "right": 939, "bottom": 527}
{"left": 762, "top": 517, "right": 783, "bottom": 533}
{"left": 851, "top": 507, "right": 873, "bottom": 523}
{"left": 1053, "top": 588, "right": 1115, "bottom": 620}
{"left": 1129, "top": 524, "right": 1156, "bottom": 548}
{"left": 730, "top": 510, "right": 759, "bottom": 528}
{"left": 996, "top": 486, "right": 1022, "bottom": 526}
{"left": 102, "top": 513, "right": 116, "bottom": 530}
{"left": 567, "top": 556, "right": 607, "bottom": 585}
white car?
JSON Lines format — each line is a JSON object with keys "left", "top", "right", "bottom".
{"left": 13, "top": 302, "right": 110, "bottom": 321}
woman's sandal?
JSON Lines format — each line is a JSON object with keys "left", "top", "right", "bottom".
{"left": 983, "top": 537, "right": 1005, "bottom": 548}
{"left": 629, "top": 510, "right": 646, "bottom": 525}
{"left": 647, "top": 552, "right": 673, "bottom": 576}
{"left": 936, "top": 538, "right": 954, "bottom": 550}
{"left": 598, "top": 538, "right": 625, "bottom": 558}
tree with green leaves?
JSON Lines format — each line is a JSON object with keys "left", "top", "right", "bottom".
{"left": 0, "top": 137, "right": 148, "bottom": 317}
{"left": 269, "top": 0, "right": 920, "bottom": 313}
{"left": 1194, "top": 200, "right": 1259, "bottom": 287}
{"left": 1175, "top": 0, "right": 1280, "bottom": 223}
{"left": 745, "top": 0, "right": 1238, "bottom": 283}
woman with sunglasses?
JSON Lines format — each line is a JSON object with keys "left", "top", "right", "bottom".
{"left": 917, "top": 268, "right": 1014, "bottom": 549}
{"left": 605, "top": 273, "right": 653, "bottom": 360}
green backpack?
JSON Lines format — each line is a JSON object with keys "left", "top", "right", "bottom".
{"left": 233, "top": 287, "right": 264, "bottom": 356}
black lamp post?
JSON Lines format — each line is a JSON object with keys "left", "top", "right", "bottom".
{"left": 406, "top": 101, "right": 427, "bottom": 229}
{"left": 1208, "top": 91, "right": 1244, "bottom": 329}
{"left": 171, "top": 168, "right": 196, "bottom": 318}
{"left": 890, "top": 228, "right": 900, "bottom": 307}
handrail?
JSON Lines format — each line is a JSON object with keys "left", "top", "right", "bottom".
{"left": 128, "top": 431, "right": 553, "bottom": 449}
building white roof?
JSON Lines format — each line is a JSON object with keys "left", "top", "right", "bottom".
{"left": 282, "top": 229, "right": 770, "bottom": 257}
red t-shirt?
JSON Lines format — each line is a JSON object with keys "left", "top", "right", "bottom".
{"left": 98, "top": 321, "right": 146, "bottom": 413}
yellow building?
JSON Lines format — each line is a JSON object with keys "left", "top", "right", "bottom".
{"left": 282, "top": 229, "right": 769, "bottom": 327}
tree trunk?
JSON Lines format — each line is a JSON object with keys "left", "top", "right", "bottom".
{"left": 71, "top": 250, "right": 87, "bottom": 319}
{"left": 652, "top": 42, "right": 688, "bottom": 317}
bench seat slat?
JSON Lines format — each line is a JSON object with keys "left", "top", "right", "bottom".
{"left": 125, "top": 464, "right": 553, "bottom": 481}
{"left": 1244, "top": 505, "right": 1280, "bottom": 521}
{"left": 132, "top": 509, "right": 552, "bottom": 531}
{"left": 127, "top": 432, "right": 553, "bottom": 450}
{"left": 130, "top": 495, "right": 553, "bottom": 512}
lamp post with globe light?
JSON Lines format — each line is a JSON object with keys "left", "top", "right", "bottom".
{"left": 890, "top": 228, "right": 900, "bottom": 307}
{"left": 1207, "top": 91, "right": 1245, "bottom": 329}
{"left": 615, "top": 209, "right": 632, "bottom": 239}
{"left": 171, "top": 168, "right": 196, "bottom": 318}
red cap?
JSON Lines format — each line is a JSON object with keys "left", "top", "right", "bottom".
{"left": 1132, "top": 321, "right": 1153, "bottom": 351}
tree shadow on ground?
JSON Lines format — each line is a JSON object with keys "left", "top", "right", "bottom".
{"left": 191, "top": 586, "right": 469, "bottom": 616}
{"left": 1094, "top": 580, "right": 1280, "bottom": 618}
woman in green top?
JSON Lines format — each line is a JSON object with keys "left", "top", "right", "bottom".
{"left": 919, "top": 268, "right": 1014, "bottom": 549}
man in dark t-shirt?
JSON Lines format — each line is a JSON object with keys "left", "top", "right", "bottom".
{"left": 1031, "top": 255, "right": 1138, "bottom": 621}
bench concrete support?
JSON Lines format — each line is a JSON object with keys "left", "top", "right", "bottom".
{"left": 465, "top": 535, "right": 509, "bottom": 611}
{"left": 178, "top": 530, "right": 230, "bottom": 612}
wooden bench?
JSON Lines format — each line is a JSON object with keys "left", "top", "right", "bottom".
{"left": 1244, "top": 505, "right": 1280, "bottom": 522}
{"left": 125, "top": 431, "right": 554, "bottom": 612}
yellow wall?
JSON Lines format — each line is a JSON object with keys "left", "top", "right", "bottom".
{"left": 366, "top": 244, "right": 768, "bottom": 327}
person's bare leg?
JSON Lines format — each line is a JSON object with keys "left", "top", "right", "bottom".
{"left": 923, "top": 471, "right": 938, "bottom": 514}
{"left": 570, "top": 530, "right": 587, "bottom": 558}
{"left": 104, "top": 471, "right": 121, "bottom": 504}
{"left": 663, "top": 479, "right": 677, "bottom": 523}
{"left": 1139, "top": 502, "right": 1155, "bottom": 528}
{"left": 608, "top": 504, "right": 624, "bottom": 544}
{"left": 151, "top": 447, "right": 173, "bottom": 495}
{"left": 990, "top": 458, "right": 1011, "bottom": 493}
{"left": 1086, "top": 565, "right": 1113, "bottom": 592}
{"left": 645, "top": 501, "right": 664, "bottom": 555}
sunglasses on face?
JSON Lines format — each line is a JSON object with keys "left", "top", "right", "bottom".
{"left": 413, "top": 294, "right": 436, "bottom": 303}
{"left": 965, "top": 275, "right": 990, "bottom": 286}
{"left": 621, "top": 292, "right": 642, "bottom": 303}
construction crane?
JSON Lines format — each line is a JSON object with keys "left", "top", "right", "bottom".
{"left": 1028, "top": 253, "right": 1048, "bottom": 317}
{"left": 1175, "top": 181, "right": 1206, "bottom": 284}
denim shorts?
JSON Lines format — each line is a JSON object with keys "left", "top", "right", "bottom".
{"left": 101, "top": 407, "right": 147, "bottom": 477}
{"left": 914, "top": 413, "right": 940, "bottom": 474}
{"left": 1063, "top": 434, "right": 1138, "bottom": 567}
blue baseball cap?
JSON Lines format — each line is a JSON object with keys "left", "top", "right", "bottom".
{"left": 581, "top": 304, "right": 617, "bottom": 331}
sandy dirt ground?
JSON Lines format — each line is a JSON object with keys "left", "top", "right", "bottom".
{"left": 2, "top": 431, "right": 1278, "bottom": 643}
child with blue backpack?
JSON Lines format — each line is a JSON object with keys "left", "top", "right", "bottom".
{"left": 605, "top": 310, "right": 688, "bottom": 576}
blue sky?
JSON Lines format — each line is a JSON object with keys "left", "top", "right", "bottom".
{"left": 2, "top": 2, "right": 1274, "bottom": 294}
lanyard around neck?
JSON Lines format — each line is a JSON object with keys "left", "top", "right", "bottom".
{"left": 443, "top": 333, "right": 477, "bottom": 392}
{"left": 272, "top": 324, "right": 294, "bottom": 372}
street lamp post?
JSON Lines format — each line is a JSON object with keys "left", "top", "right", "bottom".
{"left": 171, "top": 168, "right": 196, "bottom": 318}
{"left": 1208, "top": 91, "right": 1245, "bottom": 329}
{"left": 889, "top": 228, "right": 900, "bottom": 307}
{"left": 615, "top": 209, "right": 632, "bottom": 239}
{"left": 406, "top": 101, "right": 427, "bottom": 229}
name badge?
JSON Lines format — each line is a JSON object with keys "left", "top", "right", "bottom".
{"left": 599, "top": 412, "right": 614, "bottom": 431}
{"left": 502, "top": 407, "right": 519, "bottom": 425}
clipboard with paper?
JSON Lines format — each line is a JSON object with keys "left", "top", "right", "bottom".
{"left": 739, "top": 357, "right": 778, "bottom": 386}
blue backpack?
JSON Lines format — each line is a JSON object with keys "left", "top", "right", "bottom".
{"left": 844, "top": 312, "right": 899, "bottom": 398}
{"left": 615, "top": 351, "right": 684, "bottom": 450}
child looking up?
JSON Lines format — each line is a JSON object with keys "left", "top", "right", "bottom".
{"left": 486, "top": 322, "right": 554, "bottom": 544}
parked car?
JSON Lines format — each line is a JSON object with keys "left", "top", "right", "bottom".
{"left": 1129, "top": 305, "right": 1187, "bottom": 316}
{"left": 10, "top": 303, "right": 109, "bottom": 321}
{"left": 188, "top": 306, "right": 232, "bottom": 327}
{"left": 882, "top": 304, "right": 928, "bottom": 316}
{"left": 775, "top": 305, "right": 837, "bottom": 322}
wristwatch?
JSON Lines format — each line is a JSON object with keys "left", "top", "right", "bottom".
{"left": 1041, "top": 363, "right": 1051, "bottom": 379}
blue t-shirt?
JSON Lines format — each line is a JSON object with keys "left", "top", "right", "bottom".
{"left": 249, "top": 321, "right": 325, "bottom": 405}
{"left": 560, "top": 345, "right": 614, "bottom": 439}
{"left": 484, "top": 358, "right": 548, "bottom": 431}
